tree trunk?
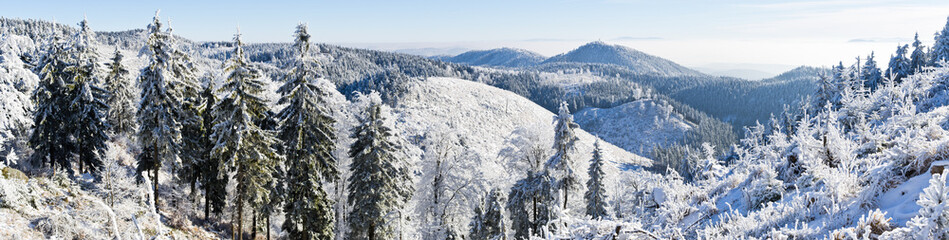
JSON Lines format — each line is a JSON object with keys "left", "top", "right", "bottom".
{"left": 204, "top": 182, "right": 210, "bottom": 221}
{"left": 153, "top": 167, "right": 160, "bottom": 213}
{"left": 252, "top": 209, "right": 258, "bottom": 240}
{"left": 369, "top": 222, "right": 376, "bottom": 240}
{"left": 266, "top": 216, "right": 271, "bottom": 240}
{"left": 563, "top": 188, "right": 568, "bottom": 210}
{"left": 237, "top": 199, "right": 244, "bottom": 240}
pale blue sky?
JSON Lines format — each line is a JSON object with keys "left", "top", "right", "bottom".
{"left": 4, "top": 0, "right": 949, "bottom": 73}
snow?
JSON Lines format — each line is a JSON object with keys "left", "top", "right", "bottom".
{"left": 881, "top": 172, "right": 934, "bottom": 225}
{"left": 574, "top": 99, "right": 692, "bottom": 156}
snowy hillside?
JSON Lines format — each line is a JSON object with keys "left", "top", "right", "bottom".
{"left": 573, "top": 99, "right": 692, "bottom": 156}
{"left": 395, "top": 77, "right": 648, "bottom": 169}
{"left": 542, "top": 41, "right": 704, "bottom": 77}
{"left": 438, "top": 48, "right": 545, "bottom": 68}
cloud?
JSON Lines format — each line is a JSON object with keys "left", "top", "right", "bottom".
{"left": 612, "top": 36, "right": 663, "bottom": 41}
{"left": 848, "top": 37, "right": 912, "bottom": 43}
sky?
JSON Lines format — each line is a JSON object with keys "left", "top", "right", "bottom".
{"left": 3, "top": 0, "right": 949, "bottom": 75}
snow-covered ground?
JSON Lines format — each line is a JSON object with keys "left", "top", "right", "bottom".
{"left": 574, "top": 99, "right": 692, "bottom": 156}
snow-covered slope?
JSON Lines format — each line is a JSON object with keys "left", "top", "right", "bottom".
{"left": 573, "top": 99, "right": 693, "bottom": 156}
{"left": 542, "top": 41, "right": 704, "bottom": 77}
{"left": 440, "top": 48, "right": 545, "bottom": 68}
{"left": 395, "top": 77, "right": 649, "bottom": 173}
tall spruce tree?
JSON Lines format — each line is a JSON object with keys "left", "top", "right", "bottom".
{"left": 136, "top": 11, "right": 196, "bottom": 212}
{"left": 66, "top": 18, "right": 110, "bottom": 174}
{"left": 278, "top": 24, "right": 338, "bottom": 240}
{"left": 861, "top": 52, "right": 883, "bottom": 91}
{"left": 198, "top": 80, "right": 227, "bottom": 219}
{"left": 932, "top": 16, "right": 949, "bottom": 65}
{"left": 911, "top": 33, "right": 929, "bottom": 74}
{"left": 584, "top": 139, "right": 609, "bottom": 220}
{"left": 469, "top": 189, "right": 505, "bottom": 240}
{"left": 507, "top": 171, "right": 553, "bottom": 240}
{"left": 546, "top": 101, "right": 580, "bottom": 210}
{"left": 104, "top": 48, "right": 136, "bottom": 135}
{"left": 347, "top": 95, "right": 413, "bottom": 240}
{"left": 887, "top": 44, "right": 911, "bottom": 83}
{"left": 211, "top": 29, "right": 280, "bottom": 240}
{"left": 30, "top": 36, "right": 74, "bottom": 174}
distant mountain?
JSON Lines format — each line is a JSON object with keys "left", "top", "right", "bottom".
{"left": 762, "top": 65, "right": 830, "bottom": 83}
{"left": 694, "top": 67, "right": 775, "bottom": 80}
{"left": 541, "top": 41, "right": 704, "bottom": 77}
{"left": 438, "top": 48, "right": 545, "bottom": 68}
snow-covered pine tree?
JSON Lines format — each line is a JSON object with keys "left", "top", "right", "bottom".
{"left": 211, "top": 29, "right": 280, "bottom": 240}
{"left": 104, "top": 48, "right": 136, "bottom": 135}
{"left": 546, "top": 101, "right": 580, "bottom": 210}
{"left": 886, "top": 44, "right": 911, "bottom": 83}
{"left": 136, "top": 11, "right": 196, "bottom": 212}
{"left": 931, "top": 16, "right": 949, "bottom": 65}
{"left": 469, "top": 188, "right": 505, "bottom": 240}
{"left": 178, "top": 71, "right": 203, "bottom": 206}
{"left": 507, "top": 171, "right": 553, "bottom": 240}
{"left": 198, "top": 80, "right": 227, "bottom": 219}
{"left": 66, "top": 18, "right": 110, "bottom": 174}
{"left": 584, "top": 139, "right": 608, "bottom": 220}
{"left": 911, "top": 33, "right": 929, "bottom": 73}
{"left": 347, "top": 94, "right": 413, "bottom": 240}
{"left": 277, "top": 23, "right": 338, "bottom": 240}
{"left": 861, "top": 52, "right": 883, "bottom": 91}
{"left": 30, "top": 35, "right": 74, "bottom": 174}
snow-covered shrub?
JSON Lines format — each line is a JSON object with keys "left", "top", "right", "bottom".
{"left": 828, "top": 209, "right": 894, "bottom": 239}
{"left": 903, "top": 170, "right": 949, "bottom": 239}
{"left": 743, "top": 165, "right": 784, "bottom": 210}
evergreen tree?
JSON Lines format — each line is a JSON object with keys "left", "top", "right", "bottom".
{"left": 104, "top": 48, "right": 136, "bottom": 135}
{"left": 886, "top": 44, "right": 911, "bottom": 83}
{"left": 136, "top": 12, "right": 196, "bottom": 212}
{"left": 911, "top": 33, "right": 929, "bottom": 74}
{"left": 29, "top": 36, "right": 74, "bottom": 174}
{"left": 584, "top": 139, "right": 609, "bottom": 220}
{"left": 861, "top": 52, "right": 883, "bottom": 91}
{"left": 198, "top": 80, "right": 227, "bottom": 219}
{"left": 469, "top": 189, "right": 505, "bottom": 240}
{"left": 278, "top": 24, "right": 338, "bottom": 240}
{"left": 507, "top": 171, "right": 553, "bottom": 240}
{"left": 66, "top": 18, "right": 110, "bottom": 175}
{"left": 932, "top": 16, "right": 949, "bottom": 65}
{"left": 178, "top": 72, "right": 203, "bottom": 205}
{"left": 347, "top": 95, "right": 413, "bottom": 240}
{"left": 546, "top": 101, "right": 580, "bottom": 210}
{"left": 211, "top": 29, "right": 280, "bottom": 240}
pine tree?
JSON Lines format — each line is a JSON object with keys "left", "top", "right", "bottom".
{"left": 507, "top": 171, "right": 553, "bottom": 240}
{"left": 30, "top": 35, "right": 74, "bottom": 174}
{"left": 861, "top": 52, "right": 883, "bottom": 91}
{"left": 136, "top": 11, "right": 196, "bottom": 212}
{"left": 211, "top": 29, "right": 280, "bottom": 240}
{"left": 469, "top": 189, "right": 505, "bottom": 240}
{"left": 197, "top": 80, "right": 227, "bottom": 219}
{"left": 104, "top": 48, "right": 136, "bottom": 135}
{"left": 277, "top": 23, "right": 339, "bottom": 240}
{"left": 178, "top": 71, "right": 203, "bottom": 205}
{"left": 347, "top": 94, "right": 413, "bottom": 240}
{"left": 546, "top": 101, "right": 580, "bottom": 210}
{"left": 887, "top": 44, "right": 911, "bottom": 83}
{"left": 931, "top": 16, "right": 949, "bottom": 65}
{"left": 911, "top": 33, "right": 929, "bottom": 74}
{"left": 66, "top": 18, "right": 110, "bottom": 175}
{"left": 584, "top": 139, "right": 608, "bottom": 220}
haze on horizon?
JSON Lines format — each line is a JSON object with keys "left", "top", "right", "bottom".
{"left": 3, "top": 0, "right": 949, "bottom": 77}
